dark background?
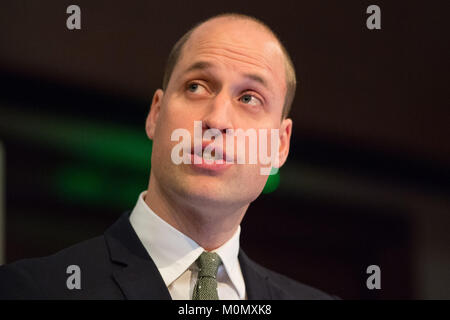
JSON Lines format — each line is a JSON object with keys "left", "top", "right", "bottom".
{"left": 0, "top": 0, "right": 449, "bottom": 299}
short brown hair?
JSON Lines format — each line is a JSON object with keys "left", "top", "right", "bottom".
{"left": 161, "top": 13, "right": 297, "bottom": 119}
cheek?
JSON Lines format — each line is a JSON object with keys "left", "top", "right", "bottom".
{"left": 155, "top": 104, "right": 186, "bottom": 137}
{"left": 162, "top": 97, "right": 199, "bottom": 128}
{"left": 253, "top": 127, "right": 278, "bottom": 154}
{"left": 152, "top": 101, "right": 195, "bottom": 159}
{"left": 240, "top": 165, "right": 270, "bottom": 199}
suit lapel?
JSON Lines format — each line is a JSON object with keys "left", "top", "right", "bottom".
{"left": 104, "top": 212, "right": 171, "bottom": 300}
{"left": 238, "top": 249, "right": 274, "bottom": 299}
{"left": 104, "top": 212, "right": 283, "bottom": 300}
{"left": 111, "top": 257, "right": 171, "bottom": 300}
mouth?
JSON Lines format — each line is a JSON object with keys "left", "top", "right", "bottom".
{"left": 188, "top": 141, "right": 234, "bottom": 172}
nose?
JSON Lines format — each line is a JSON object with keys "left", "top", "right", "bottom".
{"left": 202, "top": 91, "right": 234, "bottom": 134}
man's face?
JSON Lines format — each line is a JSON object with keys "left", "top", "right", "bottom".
{"left": 146, "top": 17, "right": 292, "bottom": 209}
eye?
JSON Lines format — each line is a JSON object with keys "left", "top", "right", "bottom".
{"left": 186, "top": 82, "right": 207, "bottom": 95}
{"left": 240, "top": 93, "right": 262, "bottom": 106}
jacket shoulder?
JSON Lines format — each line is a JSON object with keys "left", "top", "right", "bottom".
{"left": 0, "top": 236, "right": 114, "bottom": 299}
{"left": 250, "top": 259, "right": 338, "bottom": 300}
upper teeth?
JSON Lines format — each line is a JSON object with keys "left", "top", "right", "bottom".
{"left": 194, "top": 148, "right": 222, "bottom": 160}
{"left": 202, "top": 152, "right": 216, "bottom": 160}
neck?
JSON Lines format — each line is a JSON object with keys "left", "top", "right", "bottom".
{"left": 144, "top": 174, "right": 249, "bottom": 251}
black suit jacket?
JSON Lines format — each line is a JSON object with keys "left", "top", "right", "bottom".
{"left": 0, "top": 212, "right": 336, "bottom": 300}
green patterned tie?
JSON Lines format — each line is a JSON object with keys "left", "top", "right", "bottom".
{"left": 192, "top": 251, "right": 222, "bottom": 300}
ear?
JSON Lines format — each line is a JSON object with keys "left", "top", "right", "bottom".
{"left": 146, "top": 89, "right": 164, "bottom": 140}
{"left": 276, "top": 118, "right": 292, "bottom": 168}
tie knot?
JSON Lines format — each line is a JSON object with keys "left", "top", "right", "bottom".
{"left": 197, "top": 251, "right": 221, "bottom": 278}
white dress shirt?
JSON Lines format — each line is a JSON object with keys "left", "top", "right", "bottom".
{"left": 129, "top": 191, "right": 246, "bottom": 300}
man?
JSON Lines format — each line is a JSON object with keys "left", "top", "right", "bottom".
{"left": 0, "top": 13, "right": 336, "bottom": 300}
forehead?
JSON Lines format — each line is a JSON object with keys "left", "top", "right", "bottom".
{"left": 176, "top": 18, "right": 286, "bottom": 94}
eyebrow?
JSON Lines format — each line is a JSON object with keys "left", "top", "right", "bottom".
{"left": 184, "top": 61, "right": 213, "bottom": 74}
{"left": 183, "top": 60, "right": 270, "bottom": 89}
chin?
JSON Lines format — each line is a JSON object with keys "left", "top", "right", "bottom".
{"left": 173, "top": 176, "right": 240, "bottom": 205}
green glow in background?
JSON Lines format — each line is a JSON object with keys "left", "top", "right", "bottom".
{"left": 1, "top": 108, "right": 280, "bottom": 209}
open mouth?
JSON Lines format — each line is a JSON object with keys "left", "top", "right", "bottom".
{"left": 190, "top": 141, "right": 233, "bottom": 163}
{"left": 188, "top": 141, "right": 234, "bottom": 171}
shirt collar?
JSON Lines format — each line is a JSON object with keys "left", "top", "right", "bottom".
{"left": 129, "top": 191, "right": 244, "bottom": 298}
{"left": 211, "top": 227, "right": 244, "bottom": 299}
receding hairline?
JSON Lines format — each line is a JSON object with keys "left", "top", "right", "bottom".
{"left": 162, "top": 13, "right": 297, "bottom": 118}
